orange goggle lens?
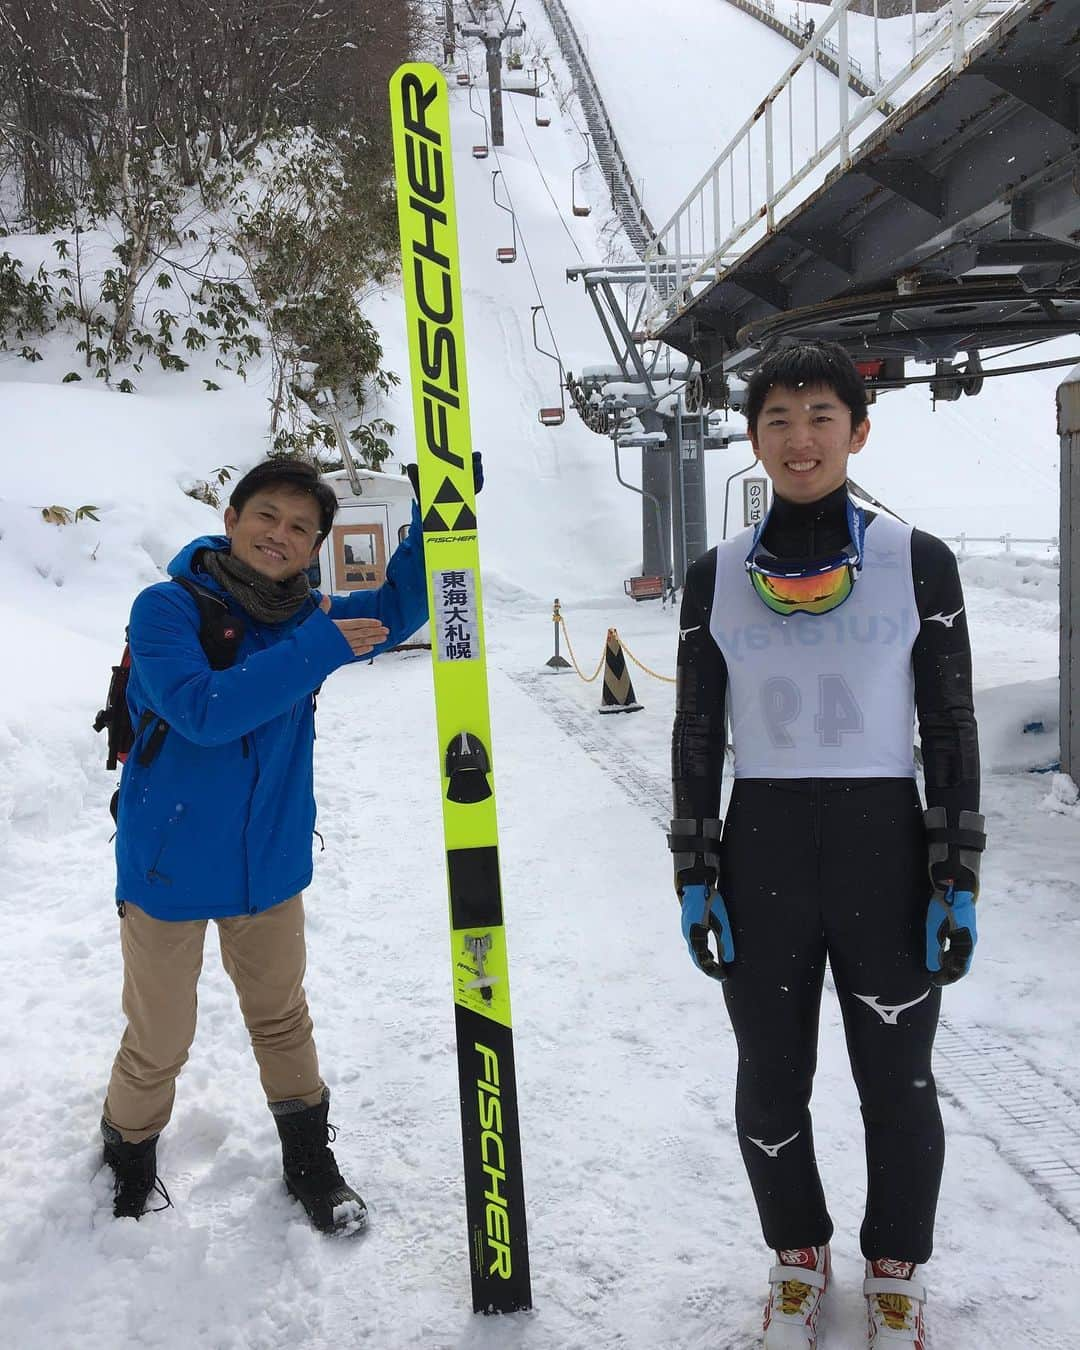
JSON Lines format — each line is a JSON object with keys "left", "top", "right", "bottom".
{"left": 748, "top": 563, "right": 854, "bottom": 615}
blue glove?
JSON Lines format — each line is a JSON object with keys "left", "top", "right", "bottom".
{"left": 926, "top": 885, "right": 977, "bottom": 985}
{"left": 681, "top": 883, "right": 734, "bottom": 980}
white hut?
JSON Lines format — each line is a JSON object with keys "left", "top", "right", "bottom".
{"left": 315, "top": 467, "right": 429, "bottom": 647}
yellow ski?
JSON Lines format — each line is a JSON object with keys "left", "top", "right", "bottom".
{"left": 389, "top": 62, "right": 532, "bottom": 1315}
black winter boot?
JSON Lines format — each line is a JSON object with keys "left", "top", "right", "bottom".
{"left": 101, "top": 1119, "right": 172, "bottom": 1219}
{"left": 271, "top": 1093, "right": 367, "bottom": 1234}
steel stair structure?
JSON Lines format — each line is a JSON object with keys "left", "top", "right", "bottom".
{"left": 539, "top": 0, "right": 657, "bottom": 259}
{"left": 644, "top": 0, "right": 1080, "bottom": 399}
{"left": 721, "top": 0, "right": 894, "bottom": 113}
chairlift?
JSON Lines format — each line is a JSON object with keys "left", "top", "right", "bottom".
{"left": 456, "top": 71, "right": 471, "bottom": 86}
{"left": 491, "top": 170, "right": 517, "bottom": 264}
{"left": 624, "top": 576, "right": 665, "bottom": 602}
{"left": 531, "top": 65, "right": 551, "bottom": 127}
{"left": 531, "top": 305, "right": 566, "bottom": 427}
{"left": 571, "top": 132, "right": 592, "bottom": 218}
{"left": 468, "top": 82, "right": 489, "bottom": 159}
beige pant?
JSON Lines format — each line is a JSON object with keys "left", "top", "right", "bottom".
{"left": 104, "top": 895, "right": 325, "bottom": 1143}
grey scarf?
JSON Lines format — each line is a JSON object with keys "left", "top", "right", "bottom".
{"left": 200, "top": 547, "right": 312, "bottom": 625}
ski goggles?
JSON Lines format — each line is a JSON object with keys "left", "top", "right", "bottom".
{"left": 744, "top": 498, "right": 866, "bottom": 617}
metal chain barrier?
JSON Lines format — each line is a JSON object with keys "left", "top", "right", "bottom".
{"left": 553, "top": 608, "right": 676, "bottom": 685}
{"left": 617, "top": 636, "right": 676, "bottom": 685}
{"left": 554, "top": 614, "right": 605, "bottom": 682}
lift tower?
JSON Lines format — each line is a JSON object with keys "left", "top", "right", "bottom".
{"left": 460, "top": 3, "right": 525, "bottom": 147}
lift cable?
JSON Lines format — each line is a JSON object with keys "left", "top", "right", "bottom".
{"left": 508, "top": 93, "right": 585, "bottom": 263}
{"left": 489, "top": 141, "right": 567, "bottom": 368}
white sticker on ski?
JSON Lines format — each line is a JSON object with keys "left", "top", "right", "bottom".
{"left": 433, "top": 568, "right": 479, "bottom": 662}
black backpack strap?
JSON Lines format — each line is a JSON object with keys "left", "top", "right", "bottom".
{"left": 172, "top": 576, "right": 246, "bottom": 670}
{"left": 127, "top": 579, "right": 246, "bottom": 770}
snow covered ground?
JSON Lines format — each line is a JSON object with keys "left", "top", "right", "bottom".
{"left": 1, "top": 1, "right": 1078, "bottom": 1346}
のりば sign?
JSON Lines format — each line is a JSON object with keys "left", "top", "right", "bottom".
{"left": 743, "top": 477, "right": 770, "bottom": 527}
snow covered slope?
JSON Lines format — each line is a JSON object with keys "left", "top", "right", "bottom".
{"left": 0, "top": 3, "right": 1077, "bottom": 1347}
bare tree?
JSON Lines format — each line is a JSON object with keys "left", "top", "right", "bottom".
{"left": 0, "top": 0, "right": 421, "bottom": 225}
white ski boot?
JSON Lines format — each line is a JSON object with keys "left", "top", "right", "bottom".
{"left": 762, "top": 1245, "right": 830, "bottom": 1348}
{"left": 863, "top": 1259, "right": 926, "bottom": 1349}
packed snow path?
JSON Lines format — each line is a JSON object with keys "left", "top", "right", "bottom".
{"left": 1, "top": 576, "right": 1078, "bottom": 1349}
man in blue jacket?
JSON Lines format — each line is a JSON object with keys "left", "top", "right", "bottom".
{"left": 101, "top": 457, "right": 428, "bottom": 1232}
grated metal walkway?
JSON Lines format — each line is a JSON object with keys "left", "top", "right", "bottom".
{"left": 538, "top": 0, "right": 656, "bottom": 259}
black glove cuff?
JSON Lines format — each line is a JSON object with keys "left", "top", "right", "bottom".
{"left": 668, "top": 817, "right": 722, "bottom": 890}
{"left": 925, "top": 806, "right": 985, "bottom": 892}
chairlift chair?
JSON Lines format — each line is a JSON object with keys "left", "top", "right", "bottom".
{"left": 456, "top": 71, "right": 471, "bottom": 86}
{"left": 624, "top": 576, "right": 665, "bottom": 602}
{"left": 492, "top": 170, "right": 518, "bottom": 264}
{"left": 468, "top": 82, "right": 489, "bottom": 160}
{"left": 571, "top": 132, "right": 592, "bottom": 218}
{"left": 531, "top": 305, "right": 566, "bottom": 426}
{"left": 531, "top": 65, "right": 551, "bottom": 126}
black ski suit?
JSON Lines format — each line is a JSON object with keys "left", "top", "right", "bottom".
{"left": 671, "top": 484, "right": 980, "bottom": 1262}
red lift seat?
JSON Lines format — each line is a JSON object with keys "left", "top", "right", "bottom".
{"left": 538, "top": 407, "right": 565, "bottom": 426}
{"left": 496, "top": 246, "right": 516, "bottom": 263}
{"left": 472, "top": 144, "right": 489, "bottom": 159}
{"left": 623, "top": 576, "right": 664, "bottom": 602}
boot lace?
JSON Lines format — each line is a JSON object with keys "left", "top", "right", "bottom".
{"left": 778, "top": 1278, "right": 814, "bottom": 1317}
{"left": 113, "top": 1160, "right": 172, "bottom": 1215}
{"left": 873, "top": 1292, "right": 914, "bottom": 1332}
{"left": 287, "top": 1122, "right": 342, "bottom": 1181}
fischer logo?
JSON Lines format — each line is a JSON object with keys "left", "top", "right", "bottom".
{"left": 396, "top": 71, "right": 465, "bottom": 474}
{"left": 476, "top": 1042, "right": 512, "bottom": 1279}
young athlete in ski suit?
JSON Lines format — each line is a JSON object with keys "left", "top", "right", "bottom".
{"left": 669, "top": 343, "right": 983, "bottom": 1348}
{"left": 101, "top": 457, "right": 430, "bottom": 1231}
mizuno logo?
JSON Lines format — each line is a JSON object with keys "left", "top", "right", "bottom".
{"left": 853, "top": 989, "right": 932, "bottom": 1025}
{"left": 747, "top": 1131, "right": 800, "bottom": 1158}
{"left": 926, "top": 606, "right": 964, "bottom": 628}
{"left": 679, "top": 625, "right": 701, "bottom": 640}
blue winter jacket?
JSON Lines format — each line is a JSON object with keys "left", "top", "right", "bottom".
{"left": 115, "top": 503, "right": 427, "bottom": 921}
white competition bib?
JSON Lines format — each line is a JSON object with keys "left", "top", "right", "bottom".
{"left": 709, "top": 511, "right": 919, "bottom": 778}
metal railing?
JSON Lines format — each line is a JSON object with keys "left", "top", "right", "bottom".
{"left": 945, "top": 534, "right": 1059, "bottom": 556}
{"left": 540, "top": 0, "right": 657, "bottom": 257}
{"left": 643, "top": 0, "right": 1024, "bottom": 336}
